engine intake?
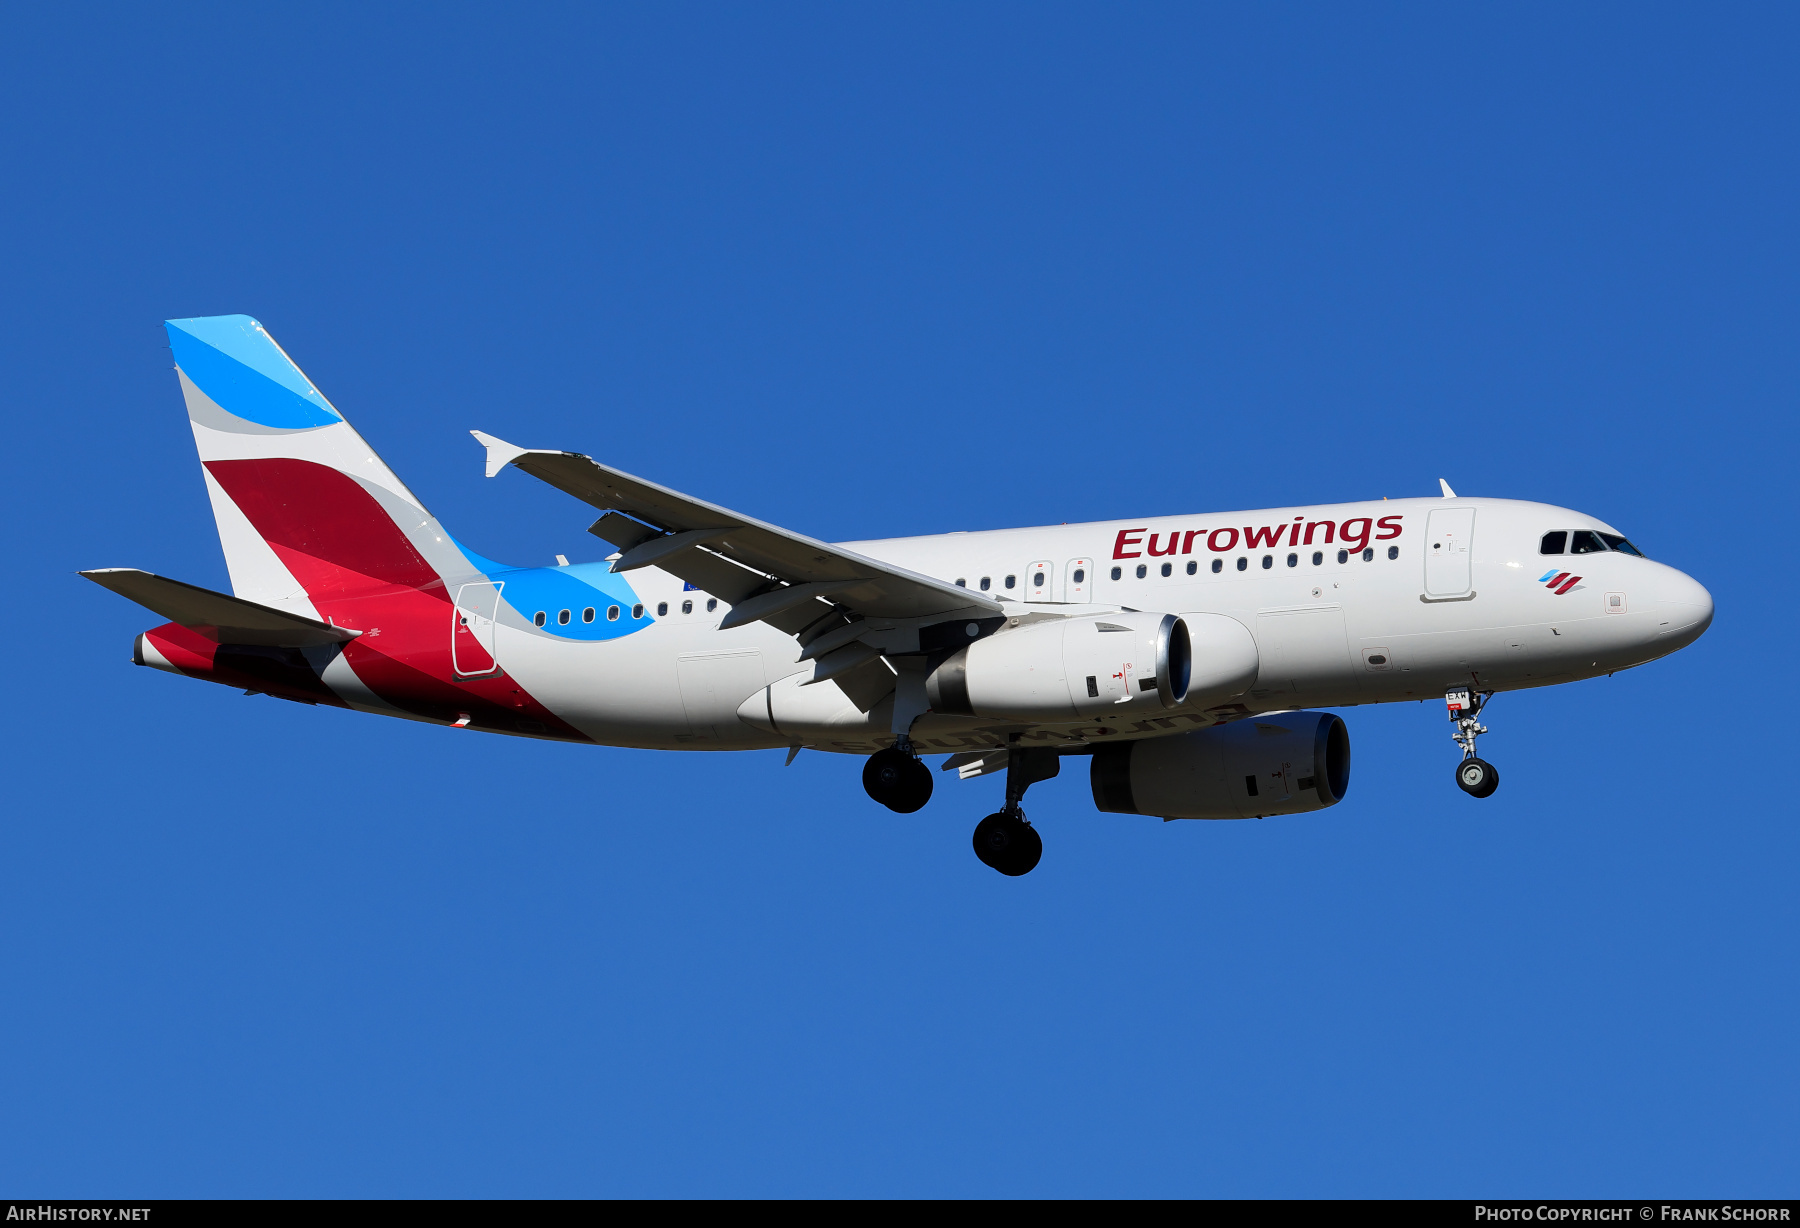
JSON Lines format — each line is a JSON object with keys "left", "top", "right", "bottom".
{"left": 1090, "top": 712, "right": 1350, "bottom": 819}
{"left": 926, "top": 612, "right": 1190, "bottom": 721}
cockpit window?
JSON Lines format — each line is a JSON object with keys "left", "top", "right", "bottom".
{"left": 1547, "top": 528, "right": 1647, "bottom": 558}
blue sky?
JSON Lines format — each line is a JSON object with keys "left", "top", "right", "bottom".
{"left": 2, "top": 5, "right": 1795, "bottom": 1196}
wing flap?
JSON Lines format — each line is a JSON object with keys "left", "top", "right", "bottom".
{"left": 81, "top": 569, "right": 359, "bottom": 647}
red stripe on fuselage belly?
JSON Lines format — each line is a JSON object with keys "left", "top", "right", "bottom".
{"left": 143, "top": 622, "right": 348, "bottom": 707}
{"left": 328, "top": 582, "right": 589, "bottom": 739}
{"left": 205, "top": 458, "right": 587, "bottom": 741}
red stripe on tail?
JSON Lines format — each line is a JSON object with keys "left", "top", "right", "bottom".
{"left": 205, "top": 458, "right": 441, "bottom": 599}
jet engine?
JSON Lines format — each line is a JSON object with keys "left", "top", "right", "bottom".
{"left": 1090, "top": 711, "right": 1350, "bottom": 820}
{"left": 926, "top": 611, "right": 1191, "bottom": 721}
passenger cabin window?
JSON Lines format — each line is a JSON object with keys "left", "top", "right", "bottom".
{"left": 607, "top": 605, "right": 620, "bottom": 621}
{"left": 582, "top": 607, "right": 595, "bottom": 623}
{"left": 657, "top": 602, "right": 668, "bottom": 617}
{"left": 558, "top": 609, "right": 571, "bottom": 625}
{"left": 1540, "top": 531, "right": 1567, "bottom": 555}
{"left": 1236, "top": 557, "right": 1248, "bottom": 571}
{"left": 1110, "top": 566, "right": 1122, "bottom": 581}
{"left": 1186, "top": 561, "right": 1197, "bottom": 575}
{"left": 1005, "top": 575, "right": 1016, "bottom": 589}
{"left": 1136, "top": 564, "right": 1147, "bottom": 579}
{"left": 1599, "top": 533, "right": 1645, "bottom": 557}
{"left": 681, "top": 600, "right": 693, "bottom": 614}
{"left": 1362, "top": 548, "right": 1374, "bottom": 562}
{"left": 1261, "top": 555, "right": 1273, "bottom": 569}
{"left": 1387, "top": 546, "right": 1399, "bottom": 560}
{"left": 632, "top": 604, "right": 644, "bottom": 619}
{"left": 1160, "top": 562, "right": 1172, "bottom": 577}
{"left": 979, "top": 576, "right": 991, "bottom": 591}
{"left": 1312, "top": 551, "right": 1323, "bottom": 565}
{"left": 706, "top": 598, "right": 718, "bottom": 612}
{"left": 533, "top": 611, "right": 546, "bottom": 627}
{"left": 1570, "top": 530, "right": 1607, "bottom": 555}
{"left": 1212, "top": 559, "right": 1223, "bottom": 573}
{"left": 1286, "top": 553, "right": 1297, "bottom": 568}
{"left": 1337, "top": 549, "right": 1349, "bottom": 564}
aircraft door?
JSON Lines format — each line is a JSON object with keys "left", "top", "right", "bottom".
{"left": 1025, "top": 561, "right": 1054, "bottom": 602}
{"left": 1066, "top": 558, "right": 1093, "bottom": 603}
{"left": 452, "top": 581, "right": 503, "bottom": 677}
{"left": 1423, "top": 508, "right": 1476, "bottom": 598}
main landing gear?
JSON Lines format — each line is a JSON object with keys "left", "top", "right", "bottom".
{"left": 972, "top": 745, "right": 1060, "bottom": 877}
{"left": 860, "top": 741, "right": 1060, "bottom": 876}
{"left": 863, "top": 743, "right": 933, "bottom": 813}
{"left": 973, "top": 811, "right": 1040, "bottom": 877}
{"left": 1446, "top": 687, "right": 1500, "bottom": 798}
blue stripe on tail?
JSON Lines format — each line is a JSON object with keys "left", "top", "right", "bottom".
{"left": 167, "top": 315, "right": 343, "bottom": 430}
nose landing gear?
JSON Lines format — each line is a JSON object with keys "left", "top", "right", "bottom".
{"left": 863, "top": 743, "right": 933, "bottom": 813}
{"left": 1446, "top": 687, "right": 1499, "bottom": 798}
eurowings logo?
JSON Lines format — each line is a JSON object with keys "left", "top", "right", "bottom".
{"left": 1539, "top": 570, "right": 1584, "bottom": 594}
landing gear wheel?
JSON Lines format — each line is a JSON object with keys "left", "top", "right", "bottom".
{"left": 863, "top": 747, "right": 933, "bottom": 813}
{"left": 972, "top": 811, "right": 1043, "bottom": 876}
{"left": 1455, "top": 757, "right": 1499, "bottom": 798}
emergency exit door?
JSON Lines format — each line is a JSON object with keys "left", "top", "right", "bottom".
{"left": 1065, "top": 558, "right": 1093, "bottom": 602}
{"left": 1025, "top": 561, "right": 1053, "bottom": 602}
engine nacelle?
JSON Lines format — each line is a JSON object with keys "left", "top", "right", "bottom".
{"left": 926, "top": 611, "right": 1190, "bottom": 721}
{"left": 1090, "top": 712, "right": 1350, "bottom": 819}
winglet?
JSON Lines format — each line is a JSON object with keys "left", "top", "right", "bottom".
{"left": 470, "top": 430, "right": 534, "bottom": 479}
{"left": 1439, "top": 478, "right": 1457, "bottom": 498}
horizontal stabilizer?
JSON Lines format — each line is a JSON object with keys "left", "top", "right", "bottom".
{"left": 80, "top": 569, "right": 361, "bottom": 647}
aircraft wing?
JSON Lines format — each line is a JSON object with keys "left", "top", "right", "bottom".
{"left": 81, "top": 569, "right": 359, "bottom": 647}
{"left": 472, "top": 432, "right": 1003, "bottom": 638}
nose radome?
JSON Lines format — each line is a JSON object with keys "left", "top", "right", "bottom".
{"left": 1654, "top": 567, "right": 1714, "bottom": 643}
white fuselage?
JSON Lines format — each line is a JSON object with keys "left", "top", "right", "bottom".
{"left": 493, "top": 496, "right": 1714, "bottom": 755}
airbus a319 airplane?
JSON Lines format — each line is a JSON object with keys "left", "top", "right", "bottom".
{"left": 86, "top": 316, "right": 1714, "bottom": 875}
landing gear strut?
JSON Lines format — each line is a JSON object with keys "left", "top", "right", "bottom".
{"left": 972, "top": 745, "right": 1058, "bottom": 876}
{"left": 1446, "top": 687, "right": 1499, "bottom": 798}
{"left": 863, "top": 742, "right": 933, "bottom": 813}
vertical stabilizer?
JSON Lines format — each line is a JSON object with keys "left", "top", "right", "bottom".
{"left": 166, "top": 316, "right": 472, "bottom": 613}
